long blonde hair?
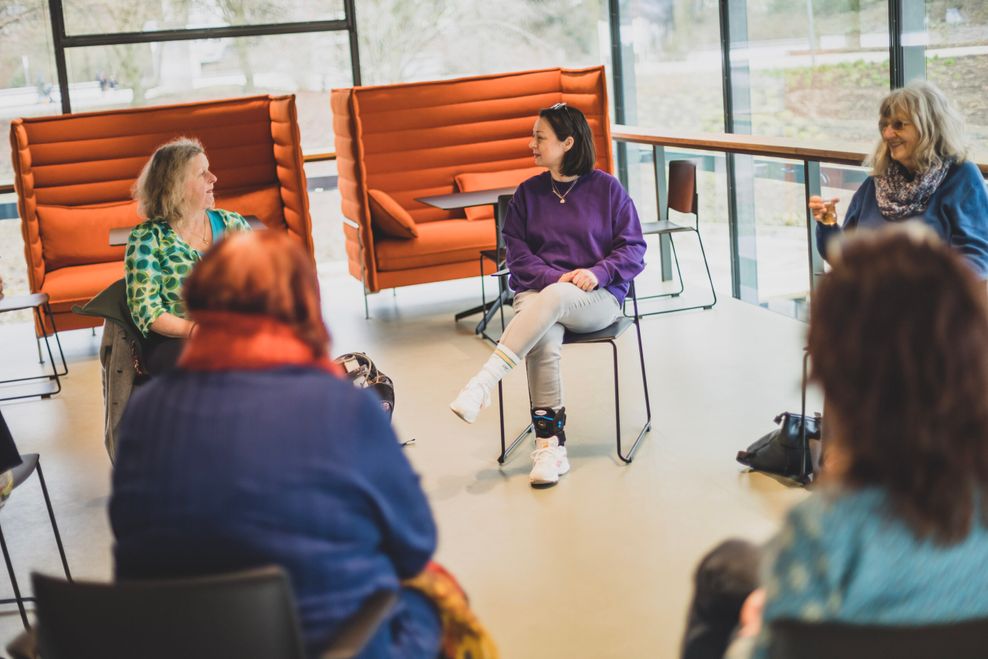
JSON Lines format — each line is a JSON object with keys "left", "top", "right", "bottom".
{"left": 133, "top": 137, "right": 205, "bottom": 223}
{"left": 867, "top": 80, "right": 968, "bottom": 176}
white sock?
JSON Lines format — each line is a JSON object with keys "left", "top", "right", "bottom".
{"left": 474, "top": 344, "right": 520, "bottom": 389}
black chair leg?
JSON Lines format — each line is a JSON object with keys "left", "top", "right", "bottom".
{"left": 695, "top": 230, "right": 717, "bottom": 310}
{"left": 43, "top": 303, "right": 69, "bottom": 377}
{"left": 0, "top": 524, "right": 30, "bottom": 629}
{"left": 635, "top": 230, "right": 717, "bottom": 318}
{"left": 614, "top": 341, "right": 651, "bottom": 464}
{"left": 496, "top": 380, "right": 532, "bottom": 464}
{"left": 36, "top": 460, "right": 71, "bottom": 581}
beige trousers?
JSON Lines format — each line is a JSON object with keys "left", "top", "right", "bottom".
{"left": 499, "top": 282, "right": 620, "bottom": 408}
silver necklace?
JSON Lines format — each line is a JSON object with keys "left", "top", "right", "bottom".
{"left": 550, "top": 177, "right": 578, "bottom": 204}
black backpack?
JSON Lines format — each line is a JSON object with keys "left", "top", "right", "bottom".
{"left": 332, "top": 352, "right": 395, "bottom": 420}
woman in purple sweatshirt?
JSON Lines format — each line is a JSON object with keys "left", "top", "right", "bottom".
{"left": 450, "top": 103, "right": 646, "bottom": 487}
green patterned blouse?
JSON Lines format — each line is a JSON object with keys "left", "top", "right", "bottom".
{"left": 125, "top": 208, "right": 251, "bottom": 336}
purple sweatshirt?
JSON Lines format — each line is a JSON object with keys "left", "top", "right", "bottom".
{"left": 502, "top": 169, "right": 647, "bottom": 303}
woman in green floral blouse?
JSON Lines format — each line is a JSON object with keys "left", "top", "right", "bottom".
{"left": 126, "top": 137, "right": 250, "bottom": 373}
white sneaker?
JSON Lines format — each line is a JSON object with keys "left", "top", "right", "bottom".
{"left": 529, "top": 436, "right": 570, "bottom": 487}
{"left": 449, "top": 378, "right": 491, "bottom": 424}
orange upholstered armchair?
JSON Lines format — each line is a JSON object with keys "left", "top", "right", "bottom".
{"left": 10, "top": 95, "right": 312, "bottom": 334}
{"left": 331, "top": 66, "right": 613, "bottom": 296}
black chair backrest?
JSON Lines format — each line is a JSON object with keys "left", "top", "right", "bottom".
{"left": 32, "top": 566, "right": 307, "bottom": 659}
{"left": 769, "top": 617, "right": 988, "bottom": 659}
{"left": 0, "top": 409, "right": 22, "bottom": 473}
{"left": 496, "top": 193, "right": 513, "bottom": 252}
{"left": 667, "top": 160, "right": 698, "bottom": 216}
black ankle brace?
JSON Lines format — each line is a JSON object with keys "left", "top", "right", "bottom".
{"left": 532, "top": 407, "right": 566, "bottom": 444}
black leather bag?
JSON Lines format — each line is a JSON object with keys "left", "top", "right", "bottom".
{"left": 736, "top": 412, "right": 821, "bottom": 481}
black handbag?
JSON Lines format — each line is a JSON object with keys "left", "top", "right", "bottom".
{"left": 332, "top": 352, "right": 395, "bottom": 420}
{"left": 736, "top": 412, "right": 821, "bottom": 481}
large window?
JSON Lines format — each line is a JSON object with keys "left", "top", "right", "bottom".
{"left": 739, "top": 0, "right": 890, "bottom": 144}
{"left": 0, "top": 1, "right": 61, "bottom": 183}
{"left": 62, "top": 32, "right": 352, "bottom": 152}
{"left": 923, "top": 1, "right": 988, "bottom": 160}
{"left": 356, "top": 0, "right": 606, "bottom": 85}
{"left": 618, "top": 0, "right": 724, "bottom": 132}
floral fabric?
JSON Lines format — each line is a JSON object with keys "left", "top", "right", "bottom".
{"left": 124, "top": 209, "right": 249, "bottom": 336}
{"left": 874, "top": 159, "right": 951, "bottom": 220}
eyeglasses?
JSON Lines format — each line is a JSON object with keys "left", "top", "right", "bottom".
{"left": 879, "top": 118, "right": 912, "bottom": 132}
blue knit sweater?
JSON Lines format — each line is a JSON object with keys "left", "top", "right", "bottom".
{"left": 110, "top": 367, "right": 437, "bottom": 656}
{"left": 817, "top": 160, "right": 988, "bottom": 276}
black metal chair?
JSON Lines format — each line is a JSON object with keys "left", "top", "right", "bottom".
{"left": 633, "top": 159, "right": 716, "bottom": 317}
{"left": 496, "top": 282, "right": 652, "bottom": 464}
{"left": 769, "top": 617, "right": 988, "bottom": 659}
{"left": 0, "top": 410, "right": 72, "bottom": 630}
{"left": 6, "top": 566, "right": 397, "bottom": 659}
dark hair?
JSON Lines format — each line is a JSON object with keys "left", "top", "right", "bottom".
{"left": 184, "top": 231, "right": 330, "bottom": 358}
{"left": 808, "top": 225, "right": 988, "bottom": 544}
{"left": 539, "top": 103, "right": 595, "bottom": 176}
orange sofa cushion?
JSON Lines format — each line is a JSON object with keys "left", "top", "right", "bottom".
{"left": 375, "top": 219, "right": 494, "bottom": 271}
{"left": 368, "top": 189, "right": 418, "bottom": 239}
{"left": 36, "top": 201, "right": 139, "bottom": 271}
{"left": 41, "top": 261, "right": 124, "bottom": 306}
{"left": 454, "top": 167, "right": 544, "bottom": 221}
{"left": 215, "top": 184, "right": 286, "bottom": 229}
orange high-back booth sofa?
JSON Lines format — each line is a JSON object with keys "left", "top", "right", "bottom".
{"left": 331, "top": 66, "right": 613, "bottom": 293}
{"left": 10, "top": 94, "right": 312, "bottom": 334}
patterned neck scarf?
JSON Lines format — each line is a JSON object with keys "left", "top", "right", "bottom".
{"left": 874, "top": 159, "right": 951, "bottom": 220}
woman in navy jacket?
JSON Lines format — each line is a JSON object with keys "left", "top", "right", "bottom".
{"left": 110, "top": 231, "right": 442, "bottom": 658}
{"left": 810, "top": 80, "right": 988, "bottom": 276}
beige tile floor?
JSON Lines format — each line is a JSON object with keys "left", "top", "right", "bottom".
{"left": 0, "top": 261, "right": 816, "bottom": 658}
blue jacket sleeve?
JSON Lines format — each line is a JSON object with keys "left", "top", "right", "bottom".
{"left": 503, "top": 190, "right": 566, "bottom": 291}
{"left": 942, "top": 162, "right": 988, "bottom": 278}
{"left": 589, "top": 193, "right": 647, "bottom": 288}
{"left": 352, "top": 392, "right": 437, "bottom": 579}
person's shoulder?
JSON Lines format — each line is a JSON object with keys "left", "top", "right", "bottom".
{"left": 947, "top": 159, "right": 985, "bottom": 186}
{"left": 788, "top": 486, "right": 885, "bottom": 536}
{"left": 212, "top": 208, "right": 247, "bottom": 224}
{"left": 586, "top": 168, "right": 625, "bottom": 191}
{"left": 128, "top": 218, "right": 167, "bottom": 241}
{"left": 516, "top": 171, "right": 549, "bottom": 193}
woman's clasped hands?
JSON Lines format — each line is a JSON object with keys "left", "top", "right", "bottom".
{"left": 559, "top": 268, "right": 598, "bottom": 291}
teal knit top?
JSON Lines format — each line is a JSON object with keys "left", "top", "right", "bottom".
{"left": 750, "top": 486, "right": 988, "bottom": 658}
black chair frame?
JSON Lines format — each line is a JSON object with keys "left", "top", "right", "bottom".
{"left": 0, "top": 295, "right": 67, "bottom": 402}
{"left": 631, "top": 159, "right": 717, "bottom": 317}
{"left": 769, "top": 617, "right": 988, "bottom": 659}
{"left": 496, "top": 282, "right": 652, "bottom": 464}
{"left": 475, "top": 194, "right": 515, "bottom": 344}
{"left": 0, "top": 454, "right": 72, "bottom": 629}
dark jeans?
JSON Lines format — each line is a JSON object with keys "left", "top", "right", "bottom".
{"left": 681, "top": 539, "right": 761, "bottom": 659}
{"left": 143, "top": 333, "right": 185, "bottom": 375}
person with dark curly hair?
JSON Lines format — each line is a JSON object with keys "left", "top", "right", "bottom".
{"left": 683, "top": 225, "right": 988, "bottom": 659}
